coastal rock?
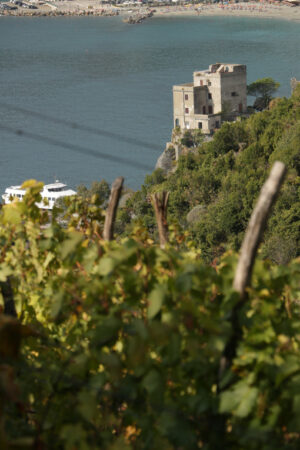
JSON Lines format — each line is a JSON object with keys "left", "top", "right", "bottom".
{"left": 119, "top": 192, "right": 134, "bottom": 208}
{"left": 123, "top": 10, "right": 154, "bottom": 24}
{"left": 186, "top": 205, "right": 206, "bottom": 224}
{"left": 155, "top": 144, "right": 176, "bottom": 175}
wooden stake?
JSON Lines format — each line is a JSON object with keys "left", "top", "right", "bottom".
{"left": 219, "top": 162, "right": 286, "bottom": 382}
{"left": 103, "top": 177, "right": 124, "bottom": 241}
{"left": 151, "top": 191, "right": 169, "bottom": 249}
{"left": 233, "top": 161, "right": 286, "bottom": 298}
{"left": 1, "top": 278, "right": 17, "bottom": 317}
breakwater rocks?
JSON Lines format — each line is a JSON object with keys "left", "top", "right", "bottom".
{"left": 123, "top": 9, "right": 154, "bottom": 24}
{"left": 1, "top": 9, "right": 119, "bottom": 17}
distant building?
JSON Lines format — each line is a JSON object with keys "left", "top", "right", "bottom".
{"left": 173, "top": 63, "right": 247, "bottom": 134}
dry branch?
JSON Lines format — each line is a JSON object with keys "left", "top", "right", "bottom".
{"left": 103, "top": 176, "right": 124, "bottom": 241}
{"left": 151, "top": 191, "right": 169, "bottom": 249}
{"left": 233, "top": 161, "right": 286, "bottom": 298}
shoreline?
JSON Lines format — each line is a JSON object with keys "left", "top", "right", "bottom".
{"left": 154, "top": 3, "right": 300, "bottom": 22}
{"left": 1, "top": 2, "right": 300, "bottom": 22}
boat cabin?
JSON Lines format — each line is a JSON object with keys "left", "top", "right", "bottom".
{"left": 2, "top": 180, "right": 76, "bottom": 210}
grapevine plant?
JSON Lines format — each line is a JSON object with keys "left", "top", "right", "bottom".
{"left": 0, "top": 181, "right": 299, "bottom": 449}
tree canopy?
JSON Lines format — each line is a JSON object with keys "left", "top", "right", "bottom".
{"left": 247, "top": 77, "right": 280, "bottom": 110}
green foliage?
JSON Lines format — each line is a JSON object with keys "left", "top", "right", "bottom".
{"left": 77, "top": 179, "right": 110, "bottom": 206}
{"left": 247, "top": 77, "right": 280, "bottom": 110}
{"left": 270, "top": 122, "right": 300, "bottom": 172}
{"left": 206, "top": 121, "right": 247, "bottom": 155}
{"left": 0, "top": 185, "right": 300, "bottom": 449}
{"left": 180, "top": 130, "right": 204, "bottom": 148}
{"left": 143, "top": 168, "right": 166, "bottom": 189}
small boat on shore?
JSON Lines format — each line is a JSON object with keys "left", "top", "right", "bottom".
{"left": 2, "top": 180, "right": 76, "bottom": 210}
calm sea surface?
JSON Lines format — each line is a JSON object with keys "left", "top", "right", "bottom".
{"left": 0, "top": 16, "right": 299, "bottom": 192}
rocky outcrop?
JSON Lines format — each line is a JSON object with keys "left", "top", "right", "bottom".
{"left": 155, "top": 128, "right": 211, "bottom": 176}
{"left": 186, "top": 205, "right": 206, "bottom": 224}
{"left": 155, "top": 143, "right": 176, "bottom": 175}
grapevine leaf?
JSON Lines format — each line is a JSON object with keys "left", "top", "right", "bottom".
{"left": 60, "top": 232, "right": 83, "bottom": 259}
{"left": 147, "top": 285, "right": 167, "bottom": 319}
{"left": 219, "top": 381, "right": 258, "bottom": 418}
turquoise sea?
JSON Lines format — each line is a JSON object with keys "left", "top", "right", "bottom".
{"left": 0, "top": 16, "right": 299, "bottom": 191}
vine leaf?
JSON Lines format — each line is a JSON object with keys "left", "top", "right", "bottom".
{"left": 147, "top": 285, "right": 166, "bottom": 319}
{"left": 219, "top": 380, "right": 258, "bottom": 418}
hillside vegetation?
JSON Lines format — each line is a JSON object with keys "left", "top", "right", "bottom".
{"left": 119, "top": 86, "right": 300, "bottom": 263}
{"left": 0, "top": 88, "right": 299, "bottom": 450}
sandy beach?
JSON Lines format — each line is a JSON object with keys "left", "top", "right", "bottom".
{"left": 154, "top": 2, "right": 300, "bottom": 22}
{"left": 2, "top": 1, "right": 300, "bottom": 22}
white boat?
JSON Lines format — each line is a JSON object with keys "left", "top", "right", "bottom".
{"left": 2, "top": 180, "right": 77, "bottom": 210}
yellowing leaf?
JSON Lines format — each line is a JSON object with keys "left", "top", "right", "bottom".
{"left": 0, "top": 265, "right": 14, "bottom": 282}
{"left": 2, "top": 204, "right": 22, "bottom": 224}
{"left": 21, "top": 179, "right": 43, "bottom": 190}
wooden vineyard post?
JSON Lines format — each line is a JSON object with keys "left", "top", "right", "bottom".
{"left": 219, "top": 161, "right": 287, "bottom": 381}
{"left": 233, "top": 161, "right": 286, "bottom": 298}
{"left": 0, "top": 278, "right": 17, "bottom": 317}
{"left": 103, "top": 176, "right": 124, "bottom": 241}
{"left": 151, "top": 191, "right": 169, "bottom": 249}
